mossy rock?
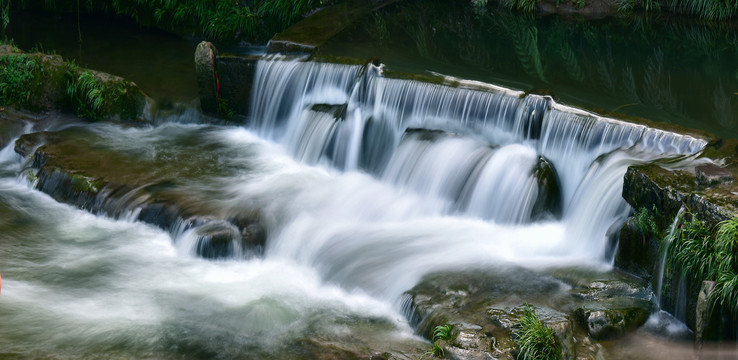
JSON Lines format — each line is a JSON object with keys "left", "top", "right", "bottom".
{"left": 573, "top": 306, "right": 650, "bottom": 340}
{"left": 0, "top": 50, "right": 150, "bottom": 122}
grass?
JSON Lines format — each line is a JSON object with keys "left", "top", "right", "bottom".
{"left": 514, "top": 305, "right": 561, "bottom": 360}
{"left": 423, "top": 324, "right": 453, "bottom": 358}
{"left": 66, "top": 70, "right": 106, "bottom": 119}
{"left": 668, "top": 215, "right": 738, "bottom": 317}
{"left": 502, "top": 0, "right": 539, "bottom": 13}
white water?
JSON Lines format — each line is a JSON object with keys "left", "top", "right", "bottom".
{"left": 248, "top": 56, "right": 706, "bottom": 261}
{"left": 0, "top": 57, "right": 712, "bottom": 358}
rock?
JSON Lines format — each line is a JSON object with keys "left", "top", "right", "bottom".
{"left": 695, "top": 164, "right": 733, "bottom": 188}
{"left": 193, "top": 219, "right": 243, "bottom": 259}
{"left": 574, "top": 306, "right": 649, "bottom": 340}
{"left": 0, "top": 50, "right": 149, "bottom": 121}
{"left": 194, "top": 41, "right": 218, "bottom": 115}
{"left": 442, "top": 323, "right": 495, "bottom": 360}
{"left": 13, "top": 127, "right": 268, "bottom": 260}
{"left": 532, "top": 156, "right": 561, "bottom": 220}
{"left": 613, "top": 217, "right": 660, "bottom": 280}
{"left": 695, "top": 280, "right": 715, "bottom": 347}
{"left": 488, "top": 305, "right": 575, "bottom": 360}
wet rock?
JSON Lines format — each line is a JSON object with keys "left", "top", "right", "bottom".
{"left": 311, "top": 104, "right": 348, "bottom": 120}
{"left": 194, "top": 220, "right": 243, "bottom": 259}
{"left": 695, "top": 164, "right": 733, "bottom": 188}
{"left": 440, "top": 322, "right": 495, "bottom": 360}
{"left": 613, "top": 217, "right": 660, "bottom": 280}
{"left": 488, "top": 305, "right": 575, "bottom": 360}
{"left": 574, "top": 306, "right": 649, "bottom": 340}
{"left": 695, "top": 280, "right": 715, "bottom": 346}
{"left": 13, "top": 127, "right": 268, "bottom": 260}
{"left": 532, "top": 156, "right": 561, "bottom": 220}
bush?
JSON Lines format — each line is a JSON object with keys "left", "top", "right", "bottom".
{"left": 0, "top": 54, "right": 41, "bottom": 107}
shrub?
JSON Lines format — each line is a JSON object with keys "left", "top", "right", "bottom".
{"left": 0, "top": 54, "right": 41, "bottom": 107}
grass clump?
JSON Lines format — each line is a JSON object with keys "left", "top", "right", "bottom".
{"left": 668, "top": 215, "right": 738, "bottom": 317}
{"left": 514, "top": 305, "right": 561, "bottom": 360}
{"left": 502, "top": 0, "right": 539, "bottom": 12}
{"left": 66, "top": 70, "right": 106, "bottom": 119}
{"left": 423, "top": 324, "right": 453, "bottom": 358}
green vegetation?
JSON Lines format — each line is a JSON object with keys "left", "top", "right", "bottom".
{"left": 634, "top": 206, "right": 661, "bottom": 240}
{"left": 0, "top": 54, "right": 40, "bottom": 107}
{"left": 66, "top": 70, "right": 105, "bottom": 119}
{"left": 503, "top": 0, "right": 539, "bottom": 13}
{"left": 0, "top": 52, "right": 144, "bottom": 120}
{"left": 433, "top": 324, "right": 453, "bottom": 341}
{"left": 4, "top": 0, "right": 334, "bottom": 42}
{"left": 423, "top": 324, "right": 452, "bottom": 358}
{"left": 668, "top": 215, "right": 738, "bottom": 316}
{"left": 514, "top": 305, "right": 561, "bottom": 360}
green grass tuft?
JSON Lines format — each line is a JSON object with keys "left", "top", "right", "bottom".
{"left": 433, "top": 324, "right": 453, "bottom": 342}
{"left": 514, "top": 305, "right": 561, "bottom": 360}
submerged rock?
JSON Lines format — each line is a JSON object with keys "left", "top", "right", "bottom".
{"left": 533, "top": 156, "right": 562, "bottom": 220}
{"left": 13, "top": 126, "right": 266, "bottom": 260}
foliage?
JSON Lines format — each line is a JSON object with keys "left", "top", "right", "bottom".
{"left": 673, "top": 0, "right": 738, "bottom": 21}
{"left": 634, "top": 206, "right": 661, "bottom": 239}
{"left": 433, "top": 324, "right": 453, "bottom": 341}
{"left": 502, "top": 0, "right": 539, "bottom": 13}
{"left": 514, "top": 305, "right": 561, "bottom": 360}
{"left": 0, "top": 54, "right": 40, "bottom": 107}
{"left": 668, "top": 215, "right": 738, "bottom": 317}
{"left": 429, "top": 341, "right": 444, "bottom": 358}
{"left": 66, "top": 70, "right": 106, "bottom": 119}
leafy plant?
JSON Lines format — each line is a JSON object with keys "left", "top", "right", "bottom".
{"left": 503, "top": 0, "right": 539, "bottom": 12}
{"left": 66, "top": 70, "right": 106, "bottom": 119}
{"left": 634, "top": 206, "right": 661, "bottom": 239}
{"left": 514, "top": 305, "right": 561, "bottom": 360}
{"left": 433, "top": 324, "right": 453, "bottom": 341}
{"left": 429, "top": 341, "right": 444, "bottom": 357}
{"left": 668, "top": 215, "right": 738, "bottom": 318}
{"left": 0, "top": 54, "right": 41, "bottom": 107}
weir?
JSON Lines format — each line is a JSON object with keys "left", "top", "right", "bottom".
{"left": 247, "top": 55, "right": 707, "bottom": 261}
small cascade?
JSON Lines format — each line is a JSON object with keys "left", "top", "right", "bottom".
{"left": 248, "top": 56, "right": 707, "bottom": 260}
{"left": 656, "top": 206, "right": 686, "bottom": 306}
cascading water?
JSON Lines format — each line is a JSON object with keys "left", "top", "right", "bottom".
{"left": 0, "top": 56, "right": 712, "bottom": 359}
{"left": 247, "top": 56, "right": 707, "bottom": 265}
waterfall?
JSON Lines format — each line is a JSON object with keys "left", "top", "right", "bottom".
{"left": 247, "top": 56, "right": 706, "bottom": 261}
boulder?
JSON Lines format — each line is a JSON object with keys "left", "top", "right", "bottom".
{"left": 695, "top": 164, "right": 733, "bottom": 188}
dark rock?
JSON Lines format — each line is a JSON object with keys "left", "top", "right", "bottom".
{"left": 613, "top": 217, "right": 660, "bottom": 280}
{"left": 695, "top": 164, "right": 733, "bottom": 188}
{"left": 574, "top": 306, "right": 649, "bottom": 340}
{"left": 533, "top": 156, "right": 562, "bottom": 220}
{"left": 488, "top": 305, "right": 575, "bottom": 360}
{"left": 441, "top": 322, "right": 495, "bottom": 360}
{"left": 194, "top": 220, "right": 243, "bottom": 259}
{"left": 194, "top": 41, "right": 218, "bottom": 115}
{"left": 310, "top": 104, "right": 348, "bottom": 120}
